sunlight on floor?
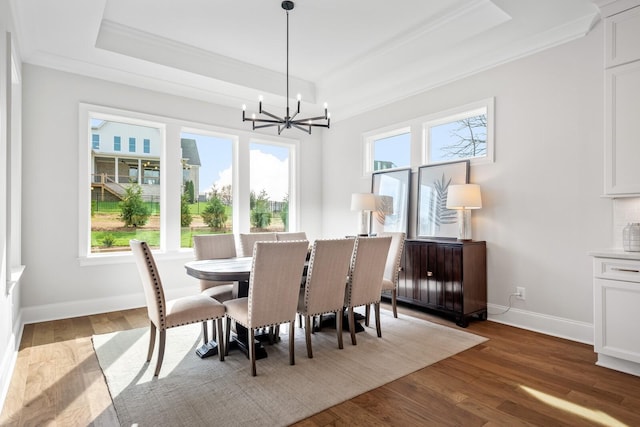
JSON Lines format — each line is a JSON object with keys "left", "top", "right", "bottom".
{"left": 520, "top": 385, "right": 628, "bottom": 427}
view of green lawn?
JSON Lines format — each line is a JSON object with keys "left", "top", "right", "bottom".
{"left": 91, "top": 202, "right": 283, "bottom": 252}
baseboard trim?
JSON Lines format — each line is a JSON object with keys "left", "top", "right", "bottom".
{"left": 487, "top": 303, "right": 594, "bottom": 345}
{"left": 596, "top": 354, "right": 640, "bottom": 377}
{"left": 20, "top": 286, "right": 196, "bottom": 325}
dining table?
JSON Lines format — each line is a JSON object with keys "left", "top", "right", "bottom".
{"left": 185, "top": 256, "right": 269, "bottom": 360}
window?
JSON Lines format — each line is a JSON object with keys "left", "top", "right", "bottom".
{"left": 180, "top": 131, "right": 233, "bottom": 248}
{"left": 79, "top": 103, "right": 300, "bottom": 261}
{"left": 114, "top": 136, "right": 121, "bottom": 151}
{"left": 129, "top": 137, "right": 136, "bottom": 152}
{"left": 424, "top": 98, "right": 494, "bottom": 164}
{"left": 364, "top": 127, "right": 411, "bottom": 174}
{"left": 88, "top": 117, "right": 162, "bottom": 254}
{"left": 249, "top": 142, "right": 291, "bottom": 232}
{"left": 92, "top": 134, "right": 100, "bottom": 150}
{"left": 143, "top": 138, "right": 150, "bottom": 153}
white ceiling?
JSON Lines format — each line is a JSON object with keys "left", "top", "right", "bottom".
{"left": 11, "top": 0, "right": 601, "bottom": 122}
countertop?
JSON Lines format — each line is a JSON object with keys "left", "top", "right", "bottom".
{"left": 589, "top": 249, "right": 640, "bottom": 260}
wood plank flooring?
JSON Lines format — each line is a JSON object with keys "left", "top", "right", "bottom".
{"left": 2, "top": 303, "right": 640, "bottom": 426}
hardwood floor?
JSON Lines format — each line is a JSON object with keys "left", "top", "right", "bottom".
{"left": 2, "top": 303, "right": 640, "bottom": 426}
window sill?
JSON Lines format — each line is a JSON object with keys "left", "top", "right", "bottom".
{"left": 78, "top": 249, "right": 194, "bottom": 267}
{"left": 6, "top": 265, "right": 26, "bottom": 295}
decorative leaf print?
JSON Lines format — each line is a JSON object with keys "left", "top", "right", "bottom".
{"left": 427, "top": 173, "right": 457, "bottom": 229}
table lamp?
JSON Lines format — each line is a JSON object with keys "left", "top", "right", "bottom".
{"left": 446, "top": 184, "right": 482, "bottom": 241}
{"left": 351, "top": 193, "right": 376, "bottom": 236}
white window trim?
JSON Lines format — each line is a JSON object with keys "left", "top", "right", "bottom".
{"left": 78, "top": 104, "right": 301, "bottom": 266}
{"left": 362, "top": 124, "right": 412, "bottom": 176}
{"left": 422, "top": 97, "right": 495, "bottom": 165}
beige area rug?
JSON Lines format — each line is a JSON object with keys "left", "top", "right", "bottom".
{"left": 92, "top": 309, "right": 487, "bottom": 427}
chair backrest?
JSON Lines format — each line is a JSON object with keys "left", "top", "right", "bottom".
{"left": 130, "top": 240, "right": 166, "bottom": 329}
{"left": 248, "top": 240, "right": 309, "bottom": 328}
{"left": 239, "top": 232, "right": 277, "bottom": 257}
{"left": 346, "top": 236, "right": 392, "bottom": 308}
{"left": 302, "top": 238, "right": 355, "bottom": 316}
{"left": 193, "top": 233, "right": 237, "bottom": 260}
{"left": 380, "top": 232, "right": 406, "bottom": 285}
{"left": 276, "top": 231, "right": 308, "bottom": 241}
{"left": 193, "top": 234, "right": 238, "bottom": 291}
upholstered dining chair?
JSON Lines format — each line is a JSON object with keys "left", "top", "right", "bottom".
{"left": 193, "top": 234, "right": 237, "bottom": 342}
{"left": 276, "top": 231, "right": 308, "bottom": 241}
{"left": 130, "top": 240, "right": 226, "bottom": 376}
{"left": 223, "top": 240, "right": 308, "bottom": 376}
{"left": 345, "top": 236, "right": 392, "bottom": 346}
{"left": 365, "top": 231, "right": 406, "bottom": 324}
{"left": 238, "top": 232, "right": 277, "bottom": 257}
{"left": 297, "top": 238, "right": 355, "bottom": 358}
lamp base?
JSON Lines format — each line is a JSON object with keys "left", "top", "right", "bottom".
{"left": 457, "top": 209, "right": 473, "bottom": 241}
{"left": 357, "top": 210, "right": 370, "bottom": 236}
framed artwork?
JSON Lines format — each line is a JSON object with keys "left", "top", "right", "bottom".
{"left": 371, "top": 168, "right": 411, "bottom": 236}
{"left": 417, "top": 160, "right": 469, "bottom": 238}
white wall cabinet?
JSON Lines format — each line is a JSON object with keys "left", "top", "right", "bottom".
{"left": 592, "top": 254, "right": 640, "bottom": 376}
{"left": 603, "top": 3, "right": 640, "bottom": 196}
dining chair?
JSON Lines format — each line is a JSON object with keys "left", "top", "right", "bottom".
{"left": 238, "top": 232, "right": 277, "bottom": 257}
{"left": 365, "top": 231, "right": 406, "bottom": 324}
{"left": 345, "top": 236, "right": 392, "bottom": 345}
{"left": 193, "top": 234, "right": 237, "bottom": 342}
{"left": 223, "top": 240, "right": 309, "bottom": 376}
{"left": 297, "top": 238, "right": 355, "bottom": 358}
{"left": 276, "top": 231, "right": 308, "bottom": 241}
{"left": 130, "top": 240, "right": 226, "bottom": 376}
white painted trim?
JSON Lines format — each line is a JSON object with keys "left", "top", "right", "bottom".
{"left": 487, "top": 303, "right": 594, "bottom": 345}
{"left": 0, "top": 310, "right": 23, "bottom": 417}
{"left": 596, "top": 353, "right": 640, "bottom": 377}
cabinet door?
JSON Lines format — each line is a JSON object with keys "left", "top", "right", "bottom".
{"left": 605, "top": 61, "right": 640, "bottom": 195}
{"left": 400, "top": 242, "right": 421, "bottom": 301}
{"left": 421, "top": 243, "right": 462, "bottom": 314}
{"left": 594, "top": 278, "right": 640, "bottom": 363}
{"left": 606, "top": 5, "right": 640, "bottom": 67}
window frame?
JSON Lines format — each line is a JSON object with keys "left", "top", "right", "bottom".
{"left": 422, "top": 98, "right": 494, "bottom": 165}
{"left": 78, "top": 104, "right": 301, "bottom": 265}
{"left": 363, "top": 124, "right": 412, "bottom": 175}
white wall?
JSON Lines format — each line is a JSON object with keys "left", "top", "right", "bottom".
{"left": 19, "top": 65, "right": 323, "bottom": 322}
{"left": 322, "top": 21, "right": 612, "bottom": 343}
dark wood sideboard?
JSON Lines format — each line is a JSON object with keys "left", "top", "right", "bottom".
{"left": 385, "top": 239, "right": 487, "bottom": 327}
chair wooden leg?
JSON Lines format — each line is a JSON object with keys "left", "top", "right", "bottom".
{"left": 304, "top": 315, "right": 313, "bottom": 358}
{"left": 348, "top": 307, "right": 357, "bottom": 345}
{"left": 298, "top": 313, "right": 303, "bottom": 328}
{"left": 289, "top": 320, "right": 295, "bottom": 366}
{"left": 225, "top": 317, "right": 232, "bottom": 356}
{"left": 202, "top": 321, "right": 209, "bottom": 344}
{"left": 317, "top": 314, "right": 323, "bottom": 332}
{"left": 147, "top": 321, "right": 156, "bottom": 362}
{"left": 154, "top": 329, "right": 166, "bottom": 377}
{"left": 211, "top": 320, "right": 217, "bottom": 342}
{"left": 392, "top": 289, "right": 398, "bottom": 318}
{"left": 337, "top": 308, "right": 344, "bottom": 349}
{"left": 216, "top": 318, "right": 225, "bottom": 362}
{"left": 249, "top": 328, "right": 256, "bottom": 376}
{"left": 375, "top": 302, "right": 382, "bottom": 338}
{"left": 365, "top": 304, "right": 370, "bottom": 326}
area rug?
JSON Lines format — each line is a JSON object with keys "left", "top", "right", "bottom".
{"left": 92, "top": 309, "right": 487, "bottom": 426}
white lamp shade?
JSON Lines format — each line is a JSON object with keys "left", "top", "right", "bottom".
{"left": 446, "top": 184, "right": 482, "bottom": 209}
{"left": 351, "top": 193, "right": 377, "bottom": 211}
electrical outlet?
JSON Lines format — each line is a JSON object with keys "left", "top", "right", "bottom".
{"left": 516, "top": 286, "right": 526, "bottom": 300}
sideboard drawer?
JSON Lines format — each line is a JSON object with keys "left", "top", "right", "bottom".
{"left": 594, "top": 258, "right": 640, "bottom": 283}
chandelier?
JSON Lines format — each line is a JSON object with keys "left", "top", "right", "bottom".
{"left": 242, "top": 1, "right": 330, "bottom": 135}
